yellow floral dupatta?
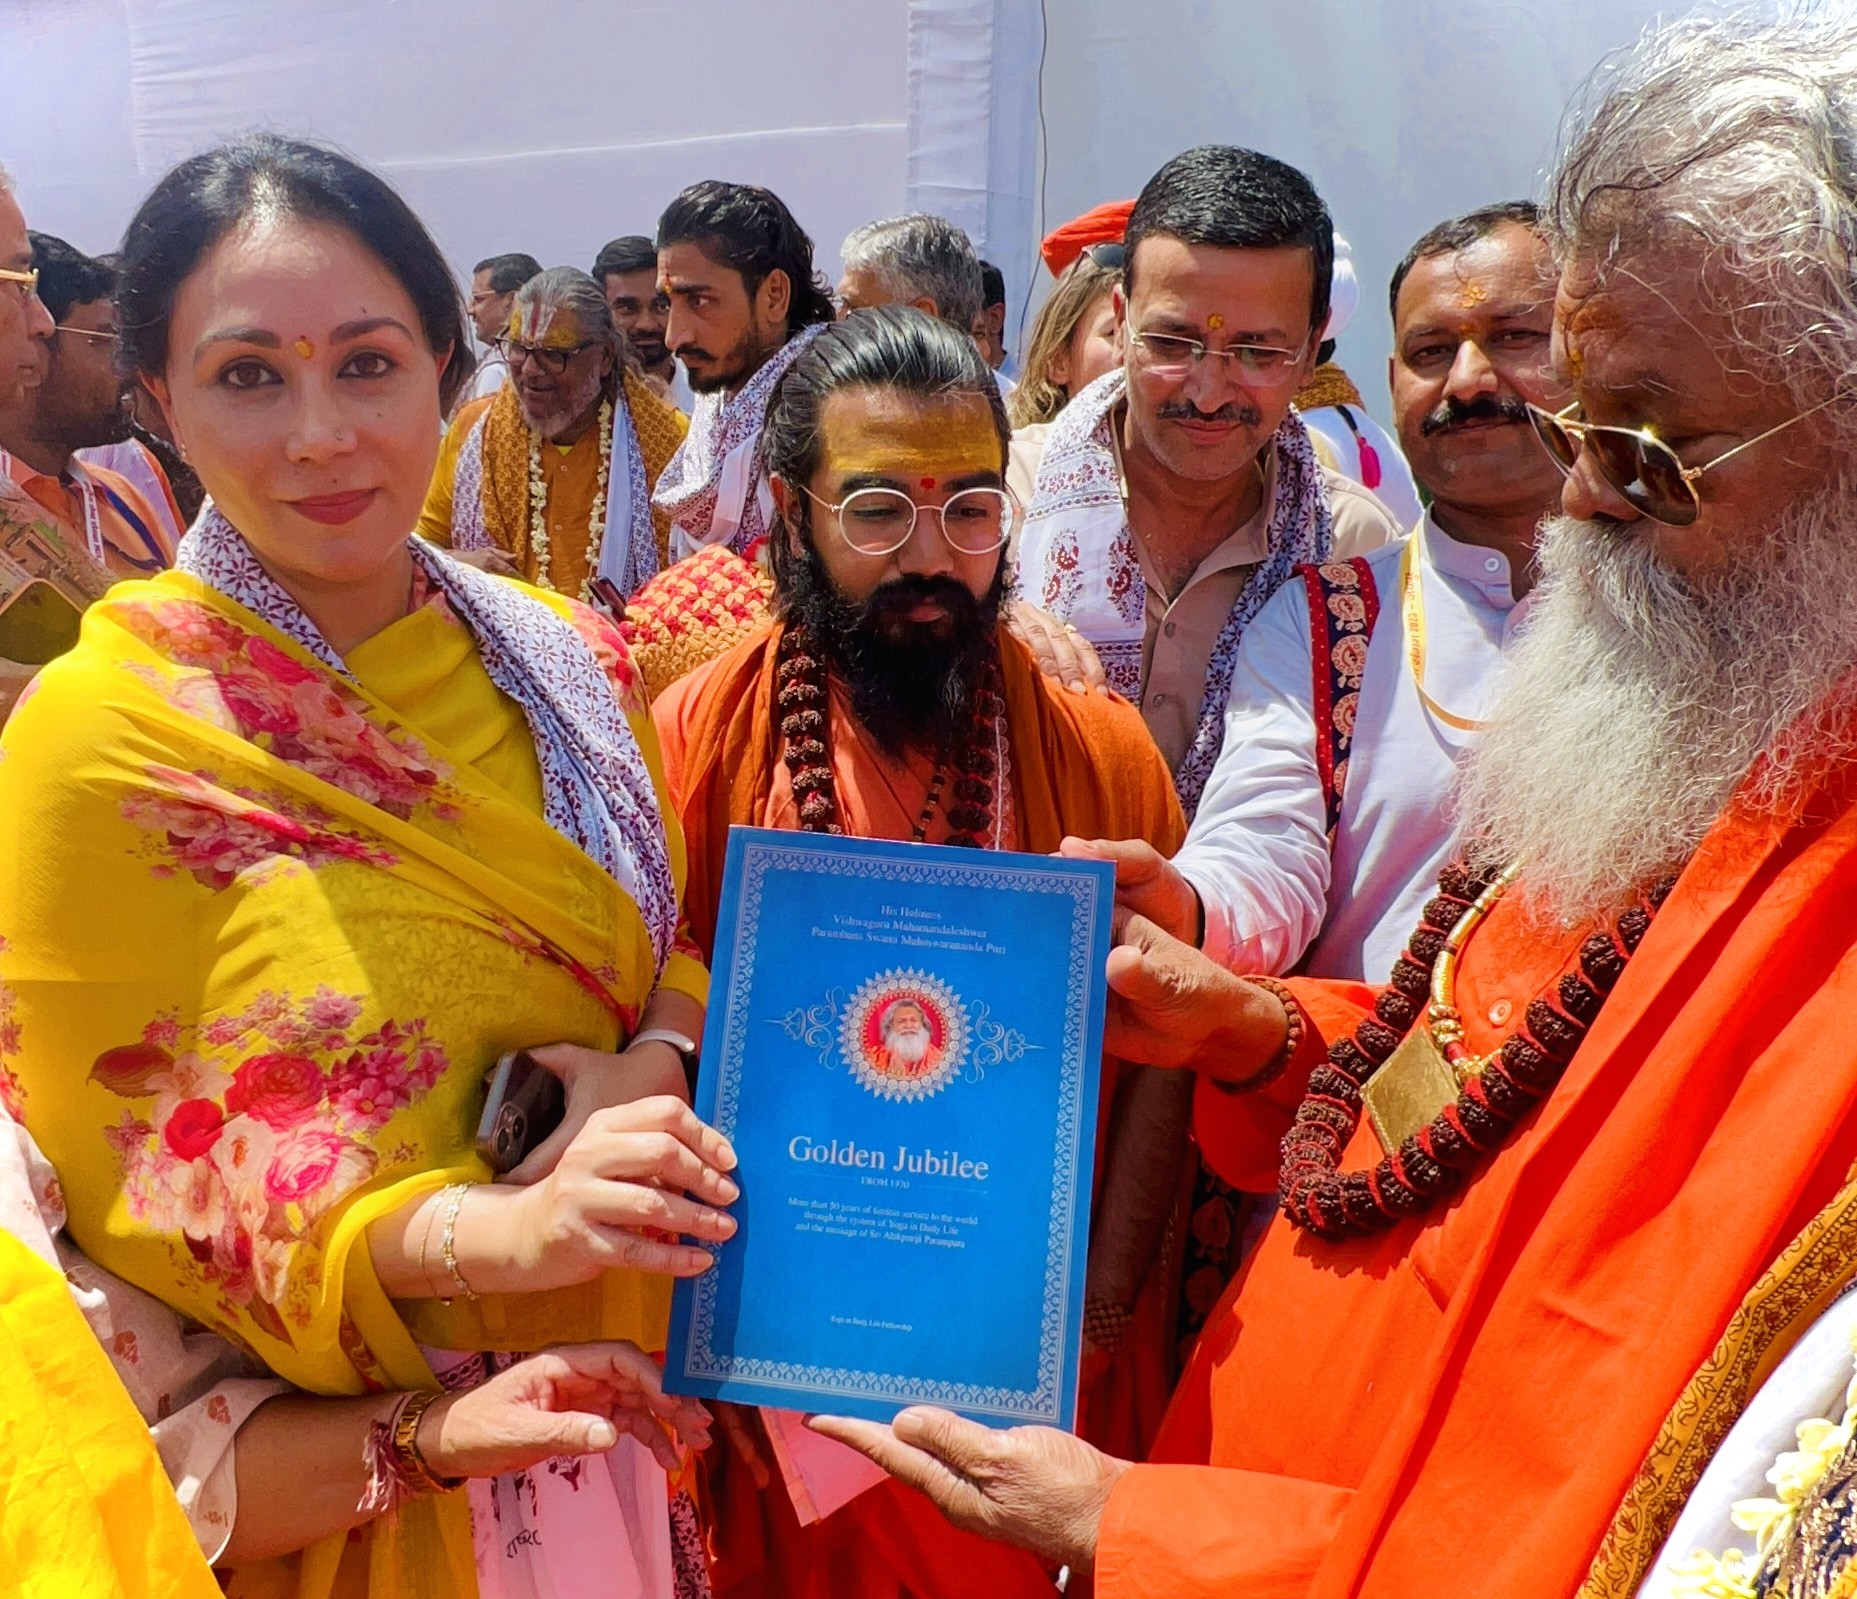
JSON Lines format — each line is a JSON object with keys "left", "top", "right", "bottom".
{"left": 0, "top": 513, "right": 707, "bottom": 1597}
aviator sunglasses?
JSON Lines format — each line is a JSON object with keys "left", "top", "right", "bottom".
{"left": 1527, "top": 394, "right": 1844, "bottom": 526}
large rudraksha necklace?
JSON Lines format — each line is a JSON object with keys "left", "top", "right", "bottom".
{"left": 774, "top": 622, "right": 1004, "bottom": 846}
{"left": 1280, "top": 860, "right": 1676, "bottom": 1240}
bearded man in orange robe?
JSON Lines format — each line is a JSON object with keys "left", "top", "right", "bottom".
{"left": 814, "top": 15, "right": 1857, "bottom": 1597}
{"left": 655, "top": 304, "right": 1187, "bottom": 1598}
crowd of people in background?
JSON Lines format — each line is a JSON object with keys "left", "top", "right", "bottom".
{"left": 5, "top": 8, "right": 1857, "bottom": 1599}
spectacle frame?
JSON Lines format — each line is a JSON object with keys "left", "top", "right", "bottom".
{"left": 1526, "top": 394, "right": 1845, "bottom": 527}
{"left": 0, "top": 266, "right": 41, "bottom": 298}
{"left": 53, "top": 324, "right": 118, "bottom": 346}
{"left": 803, "top": 484, "right": 1021, "bottom": 557}
{"left": 496, "top": 337, "right": 598, "bottom": 377}
{"left": 1081, "top": 243, "right": 1126, "bottom": 271}
{"left": 1129, "top": 327, "right": 1312, "bottom": 385}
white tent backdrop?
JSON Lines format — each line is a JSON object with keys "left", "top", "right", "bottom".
{"left": 1024, "top": 0, "right": 1717, "bottom": 424}
{"left": 4, "top": 0, "right": 912, "bottom": 305}
{"left": 2, "top": 0, "right": 1776, "bottom": 425}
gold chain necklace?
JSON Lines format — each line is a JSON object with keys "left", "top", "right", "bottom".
{"left": 525, "top": 398, "right": 612, "bottom": 601}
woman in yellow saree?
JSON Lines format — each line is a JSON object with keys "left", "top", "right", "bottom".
{"left": 0, "top": 136, "right": 737, "bottom": 1599}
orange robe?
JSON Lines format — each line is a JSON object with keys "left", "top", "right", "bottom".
{"left": 655, "top": 621, "right": 1187, "bottom": 1599}
{"left": 1093, "top": 736, "right": 1857, "bottom": 1597}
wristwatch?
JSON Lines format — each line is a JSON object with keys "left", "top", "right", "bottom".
{"left": 631, "top": 1026, "right": 702, "bottom": 1084}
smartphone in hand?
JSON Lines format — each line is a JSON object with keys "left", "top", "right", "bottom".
{"left": 475, "top": 1050, "right": 567, "bottom": 1175}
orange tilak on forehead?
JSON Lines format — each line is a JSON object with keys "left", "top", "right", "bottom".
{"left": 819, "top": 398, "right": 1001, "bottom": 485}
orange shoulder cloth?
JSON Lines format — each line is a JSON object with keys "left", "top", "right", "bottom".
{"left": 671, "top": 622, "right": 1183, "bottom": 960}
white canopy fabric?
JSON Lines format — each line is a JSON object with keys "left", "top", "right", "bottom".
{"left": 3, "top": 0, "right": 1768, "bottom": 425}
{"left": 5, "top": 0, "right": 911, "bottom": 299}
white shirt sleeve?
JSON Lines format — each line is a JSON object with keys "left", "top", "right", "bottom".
{"left": 1172, "top": 574, "right": 1333, "bottom": 976}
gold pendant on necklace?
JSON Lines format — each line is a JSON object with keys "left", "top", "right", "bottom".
{"left": 1360, "top": 1027, "right": 1461, "bottom": 1153}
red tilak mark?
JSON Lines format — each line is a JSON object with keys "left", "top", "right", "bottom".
{"left": 920, "top": 477, "right": 938, "bottom": 490}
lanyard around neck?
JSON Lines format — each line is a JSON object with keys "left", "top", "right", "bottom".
{"left": 0, "top": 447, "right": 106, "bottom": 565}
{"left": 1399, "top": 534, "right": 1486, "bottom": 734}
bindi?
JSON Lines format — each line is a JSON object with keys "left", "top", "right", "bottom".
{"left": 293, "top": 336, "right": 314, "bottom": 359}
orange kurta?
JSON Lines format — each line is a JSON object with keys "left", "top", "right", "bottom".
{"left": 1094, "top": 736, "right": 1857, "bottom": 1597}
{"left": 418, "top": 374, "right": 688, "bottom": 585}
{"left": 2, "top": 452, "right": 177, "bottom": 576}
{"left": 656, "top": 621, "right": 1187, "bottom": 1599}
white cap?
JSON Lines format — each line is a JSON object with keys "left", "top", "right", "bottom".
{"left": 1322, "top": 232, "right": 1358, "bottom": 342}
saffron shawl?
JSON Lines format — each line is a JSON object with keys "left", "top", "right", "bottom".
{"left": 451, "top": 371, "right": 688, "bottom": 597}
{"left": 0, "top": 510, "right": 707, "bottom": 1387}
{"left": 1096, "top": 705, "right": 1857, "bottom": 1599}
{"left": 651, "top": 323, "right": 826, "bottom": 561}
{"left": 1015, "top": 369, "right": 1333, "bottom": 816}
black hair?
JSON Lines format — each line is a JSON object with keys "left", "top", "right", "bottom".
{"left": 1124, "top": 145, "right": 1334, "bottom": 336}
{"left": 592, "top": 235, "right": 658, "bottom": 282}
{"left": 473, "top": 252, "right": 544, "bottom": 294}
{"left": 761, "top": 305, "right": 1010, "bottom": 600}
{"left": 1388, "top": 200, "right": 1543, "bottom": 320}
{"left": 119, "top": 134, "right": 473, "bottom": 412}
{"left": 656, "top": 180, "right": 836, "bottom": 334}
{"left": 29, "top": 232, "right": 116, "bottom": 325}
{"left": 979, "top": 260, "right": 1006, "bottom": 309}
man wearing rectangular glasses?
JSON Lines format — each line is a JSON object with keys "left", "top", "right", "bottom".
{"left": 815, "top": 13, "right": 1857, "bottom": 1598}
{"left": 419, "top": 265, "right": 689, "bottom": 601}
{"left": 1015, "top": 145, "right": 1402, "bottom": 822}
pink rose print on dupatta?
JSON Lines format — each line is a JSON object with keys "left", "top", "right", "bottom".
{"left": 89, "top": 989, "right": 449, "bottom": 1340}
{"left": 114, "top": 599, "right": 455, "bottom": 822}
{"left": 121, "top": 766, "right": 399, "bottom": 891}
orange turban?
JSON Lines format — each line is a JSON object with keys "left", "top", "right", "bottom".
{"left": 1040, "top": 199, "right": 1135, "bottom": 277}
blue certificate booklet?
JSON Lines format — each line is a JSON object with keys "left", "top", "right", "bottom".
{"left": 665, "top": 828, "right": 1112, "bottom": 1429}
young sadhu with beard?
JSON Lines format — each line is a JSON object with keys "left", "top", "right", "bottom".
{"left": 807, "top": 14, "right": 1857, "bottom": 1598}
{"left": 653, "top": 305, "right": 1187, "bottom": 1598}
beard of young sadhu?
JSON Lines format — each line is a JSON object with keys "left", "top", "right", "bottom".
{"left": 784, "top": 539, "right": 1007, "bottom": 759}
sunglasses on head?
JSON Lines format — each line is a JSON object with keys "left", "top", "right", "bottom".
{"left": 1081, "top": 242, "right": 1126, "bottom": 271}
{"left": 1527, "top": 395, "right": 1843, "bottom": 526}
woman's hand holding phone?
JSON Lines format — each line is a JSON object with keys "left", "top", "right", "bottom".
{"left": 503, "top": 1041, "right": 691, "bottom": 1185}
{"left": 459, "top": 1096, "right": 741, "bottom": 1296}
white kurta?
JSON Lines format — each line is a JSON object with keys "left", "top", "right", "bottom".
{"left": 1173, "top": 513, "right": 1526, "bottom": 982}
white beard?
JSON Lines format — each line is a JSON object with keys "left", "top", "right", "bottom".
{"left": 522, "top": 367, "right": 606, "bottom": 443}
{"left": 1457, "top": 491, "right": 1857, "bottom": 926}
{"left": 884, "top": 1028, "right": 932, "bottom": 1066}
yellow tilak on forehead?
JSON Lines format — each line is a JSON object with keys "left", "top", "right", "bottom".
{"left": 509, "top": 301, "right": 583, "bottom": 351}
{"left": 1207, "top": 312, "right": 1225, "bottom": 331}
{"left": 822, "top": 404, "right": 1001, "bottom": 483}
{"left": 293, "top": 336, "right": 314, "bottom": 359}
{"left": 1456, "top": 281, "right": 1489, "bottom": 309}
